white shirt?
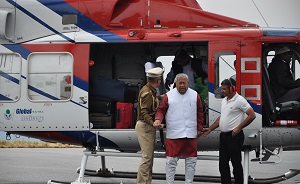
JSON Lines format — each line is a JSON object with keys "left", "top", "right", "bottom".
{"left": 219, "top": 93, "right": 251, "bottom": 132}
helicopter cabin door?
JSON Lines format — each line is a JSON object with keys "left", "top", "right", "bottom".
{"left": 208, "top": 41, "right": 241, "bottom": 125}
{"left": 208, "top": 40, "right": 262, "bottom": 130}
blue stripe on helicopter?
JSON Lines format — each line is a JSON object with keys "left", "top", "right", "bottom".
{"left": 263, "top": 28, "right": 300, "bottom": 36}
{"left": 37, "top": 0, "right": 126, "bottom": 42}
{"left": 6, "top": 0, "right": 75, "bottom": 43}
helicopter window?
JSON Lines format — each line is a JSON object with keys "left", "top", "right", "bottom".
{"left": 62, "top": 14, "right": 78, "bottom": 25}
{"left": 156, "top": 56, "right": 174, "bottom": 90}
{"left": 0, "top": 53, "right": 21, "bottom": 102}
{"left": 27, "top": 52, "right": 73, "bottom": 102}
{"left": 266, "top": 50, "right": 275, "bottom": 66}
{"left": 267, "top": 49, "right": 300, "bottom": 79}
{"left": 213, "top": 52, "right": 236, "bottom": 98}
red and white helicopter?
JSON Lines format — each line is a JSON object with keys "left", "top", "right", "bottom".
{"left": 1, "top": 0, "right": 300, "bottom": 183}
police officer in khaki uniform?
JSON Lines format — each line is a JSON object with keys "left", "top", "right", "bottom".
{"left": 136, "top": 67, "right": 164, "bottom": 184}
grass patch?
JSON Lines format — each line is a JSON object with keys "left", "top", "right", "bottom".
{"left": 0, "top": 140, "right": 82, "bottom": 148}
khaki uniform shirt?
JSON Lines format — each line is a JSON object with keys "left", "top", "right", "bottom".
{"left": 137, "top": 83, "right": 160, "bottom": 126}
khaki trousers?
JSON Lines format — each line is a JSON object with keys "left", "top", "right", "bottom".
{"left": 135, "top": 120, "right": 156, "bottom": 184}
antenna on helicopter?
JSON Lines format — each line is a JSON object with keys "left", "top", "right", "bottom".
{"left": 252, "top": 0, "right": 269, "bottom": 27}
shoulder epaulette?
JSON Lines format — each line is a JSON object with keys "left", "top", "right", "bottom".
{"left": 141, "top": 91, "right": 150, "bottom": 98}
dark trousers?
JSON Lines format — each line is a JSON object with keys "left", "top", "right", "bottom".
{"left": 277, "top": 86, "right": 300, "bottom": 103}
{"left": 219, "top": 131, "right": 244, "bottom": 184}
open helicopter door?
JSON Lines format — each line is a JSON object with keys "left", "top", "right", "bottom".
{"left": 208, "top": 41, "right": 241, "bottom": 124}
{"left": 208, "top": 40, "right": 262, "bottom": 130}
{"left": 0, "top": 43, "right": 90, "bottom": 131}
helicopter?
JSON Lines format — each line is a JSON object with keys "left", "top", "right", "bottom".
{"left": 1, "top": 0, "right": 300, "bottom": 183}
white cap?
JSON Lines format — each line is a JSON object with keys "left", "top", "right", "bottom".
{"left": 276, "top": 46, "right": 290, "bottom": 55}
{"left": 146, "top": 67, "right": 163, "bottom": 78}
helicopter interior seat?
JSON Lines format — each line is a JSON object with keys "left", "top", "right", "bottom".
{"left": 262, "top": 64, "right": 300, "bottom": 125}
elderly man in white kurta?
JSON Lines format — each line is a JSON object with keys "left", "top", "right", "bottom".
{"left": 154, "top": 73, "right": 204, "bottom": 184}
